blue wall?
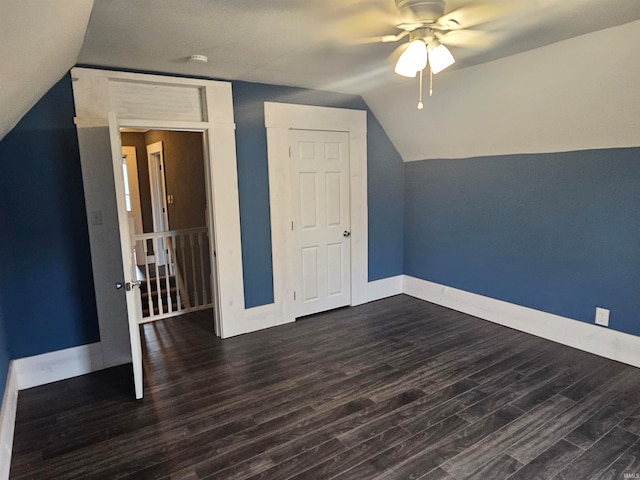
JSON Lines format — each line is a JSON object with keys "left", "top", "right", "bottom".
{"left": 0, "top": 74, "right": 100, "bottom": 359}
{"left": 232, "top": 81, "right": 404, "bottom": 308}
{"left": 0, "top": 207, "right": 9, "bottom": 401}
{"left": 404, "top": 148, "right": 640, "bottom": 336}
{"left": 0, "top": 298, "right": 8, "bottom": 402}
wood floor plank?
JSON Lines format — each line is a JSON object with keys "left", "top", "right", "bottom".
{"left": 190, "top": 398, "right": 374, "bottom": 479}
{"left": 265, "top": 389, "right": 424, "bottom": 465}
{"left": 10, "top": 296, "right": 640, "bottom": 480}
{"left": 287, "top": 426, "right": 411, "bottom": 480}
{"left": 596, "top": 439, "right": 640, "bottom": 480}
{"left": 509, "top": 367, "right": 586, "bottom": 412}
{"left": 456, "top": 372, "right": 552, "bottom": 425}
{"left": 507, "top": 439, "right": 583, "bottom": 480}
{"left": 441, "top": 395, "right": 576, "bottom": 478}
{"left": 553, "top": 427, "right": 639, "bottom": 480}
{"left": 506, "top": 367, "right": 640, "bottom": 464}
{"left": 337, "top": 378, "right": 479, "bottom": 447}
{"left": 416, "top": 467, "right": 455, "bottom": 480}
{"left": 465, "top": 453, "right": 523, "bottom": 480}
{"left": 563, "top": 380, "right": 640, "bottom": 449}
{"left": 333, "top": 414, "right": 473, "bottom": 480}
{"left": 466, "top": 342, "right": 546, "bottom": 385}
{"left": 621, "top": 406, "right": 640, "bottom": 436}
{"left": 402, "top": 370, "right": 524, "bottom": 435}
{"left": 207, "top": 438, "right": 345, "bottom": 480}
{"left": 366, "top": 406, "right": 522, "bottom": 480}
{"left": 560, "top": 362, "right": 626, "bottom": 401}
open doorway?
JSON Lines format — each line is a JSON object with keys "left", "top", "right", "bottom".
{"left": 120, "top": 129, "right": 215, "bottom": 323}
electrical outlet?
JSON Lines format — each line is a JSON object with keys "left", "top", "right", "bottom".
{"left": 595, "top": 307, "right": 610, "bottom": 327}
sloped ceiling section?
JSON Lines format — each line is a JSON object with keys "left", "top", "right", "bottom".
{"left": 363, "top": 20, "right": 640, "bottom": 161}
{"left": 0, "top": 0, "right": 94, "bottom": 141}
{"left": 77, "top": 0, "right": 640, "bottom": 98}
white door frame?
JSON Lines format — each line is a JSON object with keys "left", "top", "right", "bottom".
{"left": 146, "top": 141, "right": 170, "bottom": 234}
{"left": 146, "top": 141, "right": 169, "bottom": 266}
{"left": 110, "top": 117, "right": 227, "bottom": 398}
{"left": 265, "top": 102, "right": 368, "bottom": 325}
{"left": 73, "top": 68, "right": 280, "bottom": 357}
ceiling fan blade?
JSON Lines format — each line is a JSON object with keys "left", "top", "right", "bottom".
{"left": 348, "top": 31, "right": 409, "bottom": 45}
{"left": 435, "top": 2, "right": 519, "bottom": 30}
{"left": 436, "top": 29, "right": 497, "bottom": 49}
{"left": 315, "top": 1, "right": 402, "bottom": 42}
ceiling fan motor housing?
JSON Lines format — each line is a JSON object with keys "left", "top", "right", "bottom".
{"left": 395, "top": 0, "right": 446, "bottom": 24}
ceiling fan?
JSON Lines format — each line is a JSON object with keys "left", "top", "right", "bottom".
{"left": 361, "top": 0, "right": 516, "bottom": 107}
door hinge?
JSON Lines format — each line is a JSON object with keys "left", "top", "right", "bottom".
{"left": 289, "top": 146, "right": 291, "bottom": 158}
{"left": 291, "top": 220, "right": 294, "bottom": 231}
{"left": 293, "top": 291, "right": 296, "bottom": 301}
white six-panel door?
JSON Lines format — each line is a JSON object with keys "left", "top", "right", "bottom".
{"left": 290, "top": 129, "right": 351, "bottom": 317}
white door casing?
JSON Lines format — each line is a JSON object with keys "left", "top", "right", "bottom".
{"left": 146, "top": 141, "right": 169, "bottom": 233}
{"left": 146, "top": 141, "right": 169, "bottom": 265}
{"left": 74, "top": 69, "right": 271, "bottom": 398}
{"left": 121, "top": 146, "right": 145, "bottom": 265}
{"left": 265, "top": 102, "right": 368, "bottom": 327}
{"left": 290, "top": 129, "right": 351, "bottom": 317}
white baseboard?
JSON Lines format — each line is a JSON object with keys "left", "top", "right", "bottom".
{"left": 223, "top": 275, "right": 404, "bottom": 338}
{"left": 0, "top": 343, "right": 105, "bottom": 479}
{"left": 12, "top": 342, "right": 105, "bottom": 391}
{"left": 367, "top": 275, "right": 404, "bottom": 303}
{"left": 222, "top": 303, "right": 280, "bottom": 338}
{"left": 403, "top": 275, "right": 640, "bottom": 368}
{"left": 0, "top": 363, "right": 18, "bottom": 480}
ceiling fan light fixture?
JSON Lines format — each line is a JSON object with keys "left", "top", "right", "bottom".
{"left": 395, "top": 39, "right": 427, "bottom": 77}
{"left": 427, "top": 42, "right": 455, "bottom": 74}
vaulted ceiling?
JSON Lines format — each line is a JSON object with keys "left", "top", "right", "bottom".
{"left": 2, "top": 0, "right": 640, "bottom": 158}
{"left": 78, "top": 0, "right": 640, "bottom": 95}
{"left": 0, "top": 0, "right": 93, "bottom": 140}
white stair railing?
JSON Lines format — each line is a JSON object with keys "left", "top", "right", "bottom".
{"left": 132, "top": 227, "right": 212, "bottom": 324}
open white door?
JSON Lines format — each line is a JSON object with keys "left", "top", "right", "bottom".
{"left": 109, "top": 113, "right": 145, "bottom": 399}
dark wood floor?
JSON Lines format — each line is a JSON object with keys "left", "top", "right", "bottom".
{"left": 10, "top": 295, "right": 640, "bottom": 479}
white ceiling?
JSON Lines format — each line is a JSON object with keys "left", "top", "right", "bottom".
{"left": 2, "top": 0, "right": 640, "bottom": 155}
{"left": 78, "top": 0, "right": 640, "bottom": 95}
{"left": 364, "top": 19, "right": 640, "bottom": 160}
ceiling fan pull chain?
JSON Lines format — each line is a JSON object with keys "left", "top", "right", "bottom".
{"left": 418, "top": 69, "right": 424, "bottom": 110}
{"left": 430, "top": 67, "right": 433, "bottom": 97}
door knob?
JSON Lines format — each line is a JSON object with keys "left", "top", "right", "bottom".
{"left": 116, "top": 281, "right": 141, "bottom": 291}
{"left": 343, "top": 231, "right": 351, "bottom": 238}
